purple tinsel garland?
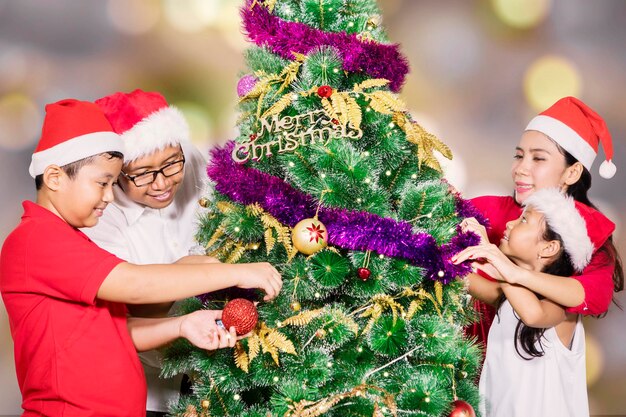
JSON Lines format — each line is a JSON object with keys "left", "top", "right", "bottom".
{"left": 207, "top": 143, "right": 479, "bottom": 283}
{"left": 241, "top": 2, "right": 409, "bottom": 92}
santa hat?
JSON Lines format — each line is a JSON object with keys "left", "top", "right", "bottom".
{"left": 29, "top": 99, "right": 123, "bottom": 178}
{"left": 525, "top": 97, "right": 616, "bottom": 179}
{"left": 523, "top": 188, "right": 615, "bottom": 272}
{"left": 95, "top": 89, "right": 190, "bottom": 162}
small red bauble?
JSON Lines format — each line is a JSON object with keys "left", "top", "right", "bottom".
{"left": 221, "top": 298, "right": 258, "bottom": 335}
{"left": 448, "top": 400, "right": 476, "bottom": 417}
{"left": 249, "top": 133, "right": 257, "bottom": 141}
{"left": 357, "top": 267, "right": 371, "bottom": 281}
{"left": 317, "top": 85, "right": 333, "bottom": 98}
{"left": 331, "top": 118, "right": 339, "bottom": 125}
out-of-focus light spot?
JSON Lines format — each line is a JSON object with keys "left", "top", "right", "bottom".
{"left": 593, "top": 200, "right": 620, "bottom": 242}
{"left": 107, "top": 0, "right": 160, "bottom": 35}
{"left": 175, "top": 101, "right": 213, "bottom": 151}
{"left": 491, "top": 0, "right": 552, "bottom": 29}
{"left": 524, "top": 56, "right": 581, "bottom": 112}
{"left": 0, "top": 93, "right": 41, "bottom": 150}
{"left": 586, "top": 333, "right": 604, "bottom": 387}
{"left": 215, "top": 2, "right": 248, "bottom": 52}
{"left": 416, "top": 13, "right": 482, "bottom": 83}
{"left": 0, "top": 50, "right": 29, "bottom": 89}
{"left": 437, "top": 152, "right": 467, "bottom": 193}
{"left": 162, "top": 0, "right": 222, "bottom": 32}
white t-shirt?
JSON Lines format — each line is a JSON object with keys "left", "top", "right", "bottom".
{"left": 479, "top": 300, "right": 589, "bottom": 417}
{"left": 83, "top": 142, "right": 209, "bottom": 412}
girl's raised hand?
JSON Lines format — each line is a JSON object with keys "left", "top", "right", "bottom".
{"left": 452, "top": 243, "right": 521, "bottom": 283}
{"left": 459, "top": 217, "right": 489, "bottom": 243}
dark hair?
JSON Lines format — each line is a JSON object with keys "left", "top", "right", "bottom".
{"left": 497, "top": 221, "right": 575, "bottom": 359}
{"left": 560, "top": 149, "right": 624, "bottom": 303}
{"left": 35, "top": 151, "right": 123, "bottom": 190}
{"left": 505, "top": 142, "right": 625, "bottom": 359}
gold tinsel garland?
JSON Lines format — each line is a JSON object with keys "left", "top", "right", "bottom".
{"left": 204, "top": 202, "right": 297, "bottom": 263}
{"left": 239, "top": 68, "right": 453, "bottom": 172}
{"left": 234, "top": 322, "right": 296, "bottom": 373}
{"left": 284, "top": 384, "right": 398, "bottom": 417}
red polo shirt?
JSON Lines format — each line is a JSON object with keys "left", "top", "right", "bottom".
{"left": 0, "top": 201, "right": 146, "bottom": 416}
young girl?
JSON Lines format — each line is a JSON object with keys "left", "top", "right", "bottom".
{"left": 466, "top": 96, "right": 624, "bottom": 346}
{"left": 453, "top": 188, "right": 615, "bottom": 416}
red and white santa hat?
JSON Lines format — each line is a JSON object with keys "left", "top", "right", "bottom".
{"left": 29, "top": 99, "right": 123, "bottom": 178}
{"left": 523, "top": 188, "right": 615, "bottom": 272}
{"left": 95, "top": 89, "right": 190, "bottom": 163}
{"left": 525, "top": 96, "right": 616, "bottom": 179}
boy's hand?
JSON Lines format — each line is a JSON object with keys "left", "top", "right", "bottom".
{"left": 179, "top": 310, "right": 238, "bottom": 350}
{"left": 234, "top": 263, "right": 282, "bottom": 301}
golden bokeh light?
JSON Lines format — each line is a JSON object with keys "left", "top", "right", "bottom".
{"left": 586, "top": 333, "right": 604, "bottom": 387}
{"left": 175, "top": 101, "right": 213, "bottom": 149}
{"left": 491, "top": 0, "right": 552, "bottom": 29}
{"left": 524, "top": 55, "right": 581, "bottom": 112}
{"left": 162, "top": 0, "right": 224, "bottom": 33}
{"left": 106, "top": 0, "right": 160, "bottom": 35}
{"left": 0, "top": 93, "right": 41, "bottom": 151}
{"left": 215, "top": 2, "right": 248, "bottom": 52}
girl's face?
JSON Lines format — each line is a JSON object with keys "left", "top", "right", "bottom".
{"left": 510, "top": 131, "right": 573, "bottom": 205}
{"left": 500, "top": 206, "right": 547, "bottom": 270}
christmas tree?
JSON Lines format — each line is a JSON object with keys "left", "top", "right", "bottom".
{"left": 163, "top": 1, "right": 485, "bottom": 416}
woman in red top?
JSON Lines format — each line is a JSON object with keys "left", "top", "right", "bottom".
{"left": 462, "top": 97, "right": 624, "bottom": 346}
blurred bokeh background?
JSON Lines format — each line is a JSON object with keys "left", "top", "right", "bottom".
{"left": 1, "top": 0, "right": 624, "bottom": 414}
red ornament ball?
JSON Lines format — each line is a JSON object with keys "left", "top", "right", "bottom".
{"left": 357, "top": 267, "right": 371, "bottom": 281}
{"left": 317, "top": 85, "right": 333, "bottom": 98}
{"left": 249, "top": 133, "right": 258, "bottom": 141}
{"left": 448, "top": 400, "right": 476, "bottom": 417}
{"left": 221, "top": 298, "right": 258, "bottom": 335}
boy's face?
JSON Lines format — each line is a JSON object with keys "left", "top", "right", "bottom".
{"left": 118, "top": 145, "right": 185, "bottom": 209}
{"left": 500, "top": 206, "right": 547, "bottom": 269}
{"left": 54, "top": 155, "right": 123, "bottom": 228}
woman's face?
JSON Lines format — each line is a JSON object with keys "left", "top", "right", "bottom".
{"left": 510, "top": 131, "right": 572, "bottom": 205}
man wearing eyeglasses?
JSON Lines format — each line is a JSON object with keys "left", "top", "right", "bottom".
{"left": 82, "top": 90, "right": 213, "bottom": 417}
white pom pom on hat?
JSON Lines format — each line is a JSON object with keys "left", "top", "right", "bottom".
{"left": 525, "top": 96, "right": 616, "bottom": 179}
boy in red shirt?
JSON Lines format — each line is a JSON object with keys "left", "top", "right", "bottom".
{"left": 0, "top": 99, "right": 282, "bottom": 416}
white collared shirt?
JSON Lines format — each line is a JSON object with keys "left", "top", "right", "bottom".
{"left": 83, "top": 142, "right": 209, "bottom": 412}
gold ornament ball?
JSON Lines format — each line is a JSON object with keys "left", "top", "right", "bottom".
{"left": 291, "top": 218, "right": 328, "bottom": 255}
{"left": 198, "top": 198, "right": 210, "bottom": 208}
{"left": 290, "top": 301, "right": 302, "bottom": 312}
{"left": 201, "top": 400, "right": 210, "bottom": 409}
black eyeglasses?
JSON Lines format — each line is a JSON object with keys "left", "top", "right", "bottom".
{"left": 121, "top": 156, "right": 186, "bottom": 187}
